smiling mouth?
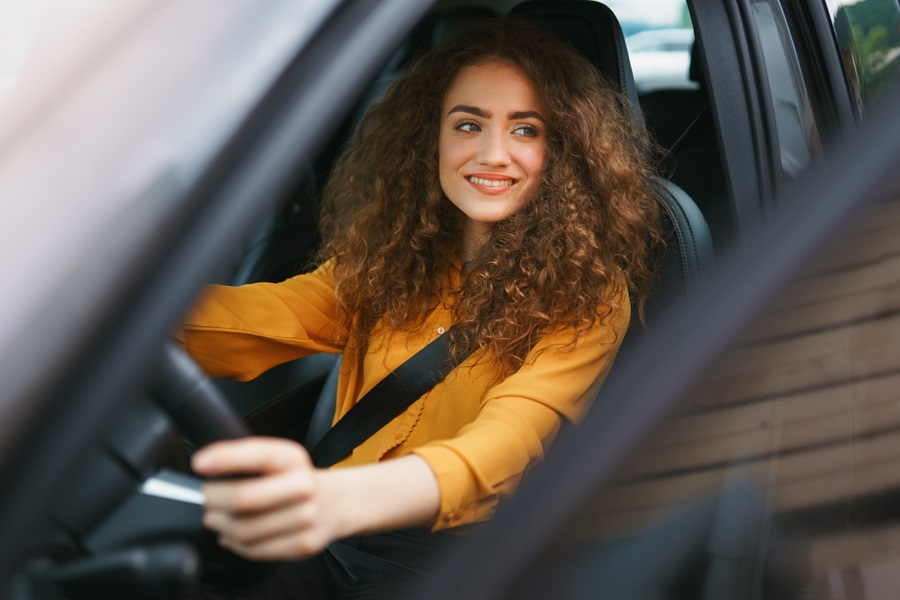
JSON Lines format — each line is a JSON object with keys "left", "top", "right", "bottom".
{"left": 466, "top": 176, "right": 517, "bottom": 188}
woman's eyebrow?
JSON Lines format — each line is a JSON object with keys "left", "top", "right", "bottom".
{"left": 447, "top": 104, "right": 490, "bottom": 118}
{"left": 447, "top": 105, "right": 545, "bottom": 123}
{"left": 509, "top": 110, "right": 545, "bottom": 122}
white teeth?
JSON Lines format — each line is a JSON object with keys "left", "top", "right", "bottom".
{"left": 467, "top": 176, "right": 515, "bottom": 187}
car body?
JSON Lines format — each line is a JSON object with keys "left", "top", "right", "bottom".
{"left": 626, "top": 27, "right": 698, "bottom": 93}
{"left": 1, "top": 0, "right": 899, "bottom": 598}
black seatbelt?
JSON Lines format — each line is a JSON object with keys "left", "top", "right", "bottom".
{"left": 309, "top": 324, "right": 472, "bottom": 468}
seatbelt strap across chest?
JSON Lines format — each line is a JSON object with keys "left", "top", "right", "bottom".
{"left": 309, "top": 324, "right": 472, "bottom": 468}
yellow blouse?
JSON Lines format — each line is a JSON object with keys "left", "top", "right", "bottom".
{"left": 180, "top": 260, "right": 629, "bottom": 530}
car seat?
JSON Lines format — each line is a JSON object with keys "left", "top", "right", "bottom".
{"left": 640, "top": 41, "right": 734, "bottom": 252}
{"left": 509, "top": 0, "right": 715, "bottom": 333}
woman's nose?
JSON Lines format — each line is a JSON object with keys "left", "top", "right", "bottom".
{"left": 477, "top": 129, "right": 510, "bottom": 166}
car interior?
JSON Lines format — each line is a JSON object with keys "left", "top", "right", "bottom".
{"left": 215, "top": 0, "right": 718, "bottom": 447}
{"left": 10, "top": 1, "right": 773, "bottom": 598}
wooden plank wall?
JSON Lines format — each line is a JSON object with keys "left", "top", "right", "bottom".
{"left": 570, "top": 194, "right": 900, "bottom": 588}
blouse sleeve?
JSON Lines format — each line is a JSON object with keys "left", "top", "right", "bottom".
{"left": 178, "top": 260, "right": 347, "bottom": 381}
{"left": 412, "top": 291, "right": 631, "bottom": 530}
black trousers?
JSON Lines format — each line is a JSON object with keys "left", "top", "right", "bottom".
{"left": 198, "top": 552, "right": 414, "bottom": 600}
{"left": 197, "top": 527, "right": 469, "bottom": 600}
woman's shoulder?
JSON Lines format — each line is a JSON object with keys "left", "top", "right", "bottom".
{"left": 281, "top": 257, "right": 338, "bottom": 288}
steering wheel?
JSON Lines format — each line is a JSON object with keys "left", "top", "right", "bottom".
{"left": 28, "top": 343, "right": 260, "bottom": 599}
{"left": 152, "top": 341, "right": 250, "bottom": 446}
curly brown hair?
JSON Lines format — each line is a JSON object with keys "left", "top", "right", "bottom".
{"left": 319, "top": 18, "right": 663, "bottom": 379}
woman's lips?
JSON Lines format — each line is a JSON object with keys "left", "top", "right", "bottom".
{"left": 465, "top": 175, "right": 518, "bottom": 194}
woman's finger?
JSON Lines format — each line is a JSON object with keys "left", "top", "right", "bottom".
{"left": 203, "top": 467, "right": 319, "bottom": 513}
{"left": 220, "top": 525, "right": 330, "bottom": 562}
{"left": 206, "top": 497, "right": 321, "bottom": 547}
{"left": 192, "top": 436, "right": 311, "bottom": 477}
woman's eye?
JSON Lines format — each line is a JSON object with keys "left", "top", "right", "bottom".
{"left": 512, "top": 124, "right": 539, "bottom": 137}
{"left": 454, "top": 120, "right": 481, "bottom": 133}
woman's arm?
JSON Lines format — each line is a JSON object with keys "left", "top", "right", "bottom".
{"left": 193, "top": 437, "right": 440, "bottom": 561}
{"left": 179, "top": 260, "right": 347, "bottom": 381}
{"left": 412, "top": 289, "right": 632, "bottom": 530}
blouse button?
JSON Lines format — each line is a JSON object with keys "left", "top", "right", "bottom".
{"left": 437, "top": 327, "right": 445, "bottom": 335}
{"left": 394, "top": 433, "right": 403, "bottom": 440}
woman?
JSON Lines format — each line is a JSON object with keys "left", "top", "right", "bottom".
{"left": 180, "top": 18, "right": 662, "bottom": 598}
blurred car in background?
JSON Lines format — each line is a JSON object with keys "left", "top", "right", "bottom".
{"left": 626, "top": 27, "right": 697, "bottom": 93}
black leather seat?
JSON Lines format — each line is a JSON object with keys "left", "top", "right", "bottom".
{"left": 641, "top": 43, "right": 733, "bottom": 252}
{"left": 512, "top": 1, "right": 644, "bottom": 126}
{"left": 511, "top": 0, "right": 715, "bottom": 317}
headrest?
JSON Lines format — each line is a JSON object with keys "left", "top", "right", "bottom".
{"left": 510, "top": 1, "right": 644, "bottom": 126}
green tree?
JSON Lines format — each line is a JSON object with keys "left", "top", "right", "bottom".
{"left": 839, "top": 0, "right": 900, "bottom": 106}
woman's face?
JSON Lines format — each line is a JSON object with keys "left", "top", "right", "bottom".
{"left": 439, "top": 61, "right": 546, "bottom": 251}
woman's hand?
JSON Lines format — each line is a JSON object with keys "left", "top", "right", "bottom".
{"left": 192, "top": 437, "right": 334, "bottom": 560}
{"left": 192, "top": 437, "right": 441, "bottom": 561}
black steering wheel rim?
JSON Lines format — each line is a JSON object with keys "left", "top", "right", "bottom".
{"left": 151, "top": 341, "right": 250, "bottom": 447}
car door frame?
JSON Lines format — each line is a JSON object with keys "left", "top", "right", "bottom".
{"left": 690, "top": 0, "right": 859, "bottom": 240}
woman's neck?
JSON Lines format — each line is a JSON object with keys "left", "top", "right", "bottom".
{"left": 460, "top": 221, "right": 490, "bottom": 262}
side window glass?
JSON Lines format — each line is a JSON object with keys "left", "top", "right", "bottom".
{"left": 751, "top": 0, "right": 822, "bottom": 180}
{"left": 831, "top": 0, "right": 900, "bottom": 113}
